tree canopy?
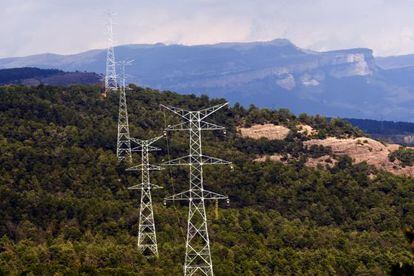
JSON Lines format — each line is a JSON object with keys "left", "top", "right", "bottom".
{"left": 0, "top": 85, "right": 413, "bottom": 274}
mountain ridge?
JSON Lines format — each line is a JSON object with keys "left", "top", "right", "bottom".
{"left": 0, "top": 39, "right": 375, "bottom": 75}
{"left": 377, "top": 54, "right": 414, "bottom": 69}
{"left": 2, "top": 39, "right": 414, "bottom": 121}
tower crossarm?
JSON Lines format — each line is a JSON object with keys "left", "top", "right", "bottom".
{"left": 166, "top": 121, "right": 225, "bottom": 131}
{"left": 129, "top": 183, "right": 163, "bottom": 190}
{"left": 161, "top": 103, "right": 228, "bottom": 122}
{"left": 162, "top": 154, "right": 231, "bottom": 166}
{"left": 131, "top": 145, "right": 161, "bottom": 152}
{"left": 130, "top": 137, "right": 145, "bottom": 145}
{"left": 127, "top": 164, "right": 163, "bottom": 171}
{"left": 162, "top": 155, "right": 191, "bottom": 166}
{"left": 199, "top": 121, "right": 225, "bottom": 131}
{"left": 164, "top": 189, "right": 228, "bottom": 202}
{"left": 160, "top": 104, "right": 191, "bottom": 120}
{"left": 130, "top": 136, "right": 163, "bottom": 146}
{"left": 146, "top": 135, "right": 164, "bottom": 146}
{"left": 130, "top": 136, "right": 163, "bottom": 152}
{"left": 199, "top": 102, "right": 228, "bottom": 120}
{"left": 199, "top": 155, "right": 231, "bottom": 165}
{"left": 165, "top": 122, "right": 189, "bottom": 131}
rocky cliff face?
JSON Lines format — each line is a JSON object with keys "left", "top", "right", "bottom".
{"left": 0, "top": 39, "right": 376, "bottom": 89}
{"left": 265, "top": 48, "right": 376, "bottom": 91}
{"left": 2, "top": 39, "right": 414, "bottom": 121}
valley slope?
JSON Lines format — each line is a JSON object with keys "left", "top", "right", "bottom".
{"left": 1, "top": 85, "right": 413, "bottom": 274}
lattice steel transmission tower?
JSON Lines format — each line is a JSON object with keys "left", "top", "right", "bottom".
{"left": 104, "top": 12, "right": 118, "bottom": 93}
{"left": 116, "top": 60, "right": 133, "bottom": 162}
{"left": 127, "top": 136, "right": 163, "bottom": 257}
{"left": 161, "top": 103, "right": 231, "bottom": 276}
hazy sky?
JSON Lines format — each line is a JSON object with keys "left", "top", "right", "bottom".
{"left": 2, "top": 0, "right": 414, "bottom": 58}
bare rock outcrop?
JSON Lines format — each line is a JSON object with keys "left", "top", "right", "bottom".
{"left": 255, "top": 154, "right": 286, "bottom": 162}
{"left": 296, "top": 124, "right": 318, "bottom": 137}
{"left": 304, "top": 137, "right": 414, "bottom": 177}
{"left": 253, "top": 136, "right": 414, "bottom": 177}
{"left": 238, "top": 124, "right": 291, "bottom": 140}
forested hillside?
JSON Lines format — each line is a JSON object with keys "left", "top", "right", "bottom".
{"left": 0, "top": 85, "right": 413, "bottom": 274}
{"left": 345, "top": 118, "right": 414, "bottom": 146}
{"left": 0, "top": 67, "right": 101, "bottom": 86}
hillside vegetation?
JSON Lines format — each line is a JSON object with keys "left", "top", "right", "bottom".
{"left": 0, "top": 85, "right": 413, "bottom": 274}
{"left": 346, "top": 118, "right": 414, "bottom": 146}
{"left": 0, "top": 67, "right": 101, "bottom": 86}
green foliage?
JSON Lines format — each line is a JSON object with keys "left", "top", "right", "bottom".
{"left": 0, "top": 85, "right": 413, "bottom": 274}
{"left": 0, "top": 67, "right": 62, "bottom": 84}
{"left": 389, "top": 147, "right": 414, "bottom": 166}
{"left": 390, "top": 227, "right": 414, "bottom": 275}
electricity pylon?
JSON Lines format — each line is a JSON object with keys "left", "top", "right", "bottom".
{"left": 116, "top": 60, "right": 133, "bottom": 162}
{"left": 127, "top": 135, "right": 164, "bottom": 257}
{"left": 104, "top": 11, "right": 118, "bottom": 93}
{"left": 161, "top": 103, "right": 231, "bottom": 276}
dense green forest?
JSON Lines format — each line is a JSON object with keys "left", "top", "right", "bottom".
{"left": 346, "top": 118, "right": 414, "bottom": 146}
{"left": 346, "top": 118, "right": 414, "bottom": 136}
{"left": 389, "top": 147, "right": 414, "bottom": 167}
{"left": 0, "top": 68, "right": 62, "bottom": 84}
{"left": 0, "top": 85, "right": 414, "bottom": 274}
{"left": 0, "top": 67, "right": 100, "bottom": 86}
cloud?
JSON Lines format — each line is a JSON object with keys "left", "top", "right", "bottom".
{"left": 1, "top": 0, "right": 414, "bottom": 57}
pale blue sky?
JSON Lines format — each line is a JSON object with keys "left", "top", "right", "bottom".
{"left": 2, "top": 0, "right": 414, "bottom": 57}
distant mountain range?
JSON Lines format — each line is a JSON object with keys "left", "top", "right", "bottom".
{"left": 2, "top": 39, "right": 414, "bottom": 121}
{"left": 0, "top": 67, "right": 101, "bottom": 86}
{"left": 377, "top": 54, "right": 414, "bottom": 69}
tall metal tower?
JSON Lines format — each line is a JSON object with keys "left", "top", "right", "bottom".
{"left": 127, "top": 136, "right": 163, "bottom": 257}
{"left": 116, "top": 60, "right": 133, "bottom": 162}
{"left": 161, "top": 103, "right": 231, "bottom": 276}
{"left": 105, "top": 12, "right": 118, "bottom": 93}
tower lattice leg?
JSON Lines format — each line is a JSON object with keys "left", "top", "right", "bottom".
{"left": 138, "top": 187, "right": 159, "bottom": 257}
{"left": 116, "top": 87, "right": 132, "bottom": 162}
{"left": 185, "top": 199, "right": 213, "bottom": 276}
{"left": 128, "top": 136, "right": 163, "bottom": 258}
